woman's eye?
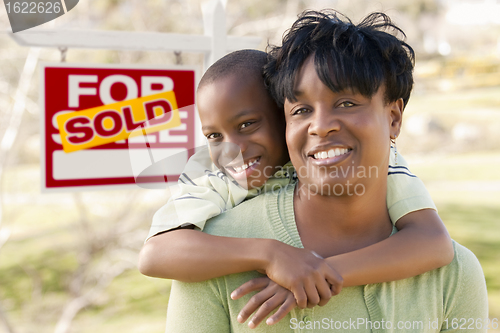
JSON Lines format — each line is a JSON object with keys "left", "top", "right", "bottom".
{"left": 206, "top": 133, "right": 221, "bottom": 140}
{"left": 338, "top": 101, "right": 355, "bottom": 108}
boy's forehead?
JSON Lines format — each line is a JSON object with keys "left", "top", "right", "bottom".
{"left": 198, "top": 72, "right": 269, "bottom": 103}
{"left": 197, "top": 72, "right": 277, "bottom": 119}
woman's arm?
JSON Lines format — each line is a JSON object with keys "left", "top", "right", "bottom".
{"left": 325, "top": 209, "right": 453, "bottom": 286}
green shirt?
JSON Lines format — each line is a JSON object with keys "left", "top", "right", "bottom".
{"left": 165, "top": 184, "right": 488, "bottom": 332}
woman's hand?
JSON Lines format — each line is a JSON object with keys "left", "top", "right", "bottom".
{"left": 259, "top": 241, "right": 343, "bottom": 309}
{"left": 231, "top": 277, "right": 297, "bottom": 328}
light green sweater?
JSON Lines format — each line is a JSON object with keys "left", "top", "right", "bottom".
{"left": 165, "top": 184, "right": 488, "bottom": 333}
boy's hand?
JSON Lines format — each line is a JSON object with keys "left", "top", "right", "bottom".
{"left": 231, "top": 277, "right": 296, "bottom": 328}
{"left": 261, "top": 241, "right": 343, "bottom": 309}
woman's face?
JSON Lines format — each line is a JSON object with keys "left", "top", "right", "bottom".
{"left": 283, "top": 56, "right": 403, "bottom": 196}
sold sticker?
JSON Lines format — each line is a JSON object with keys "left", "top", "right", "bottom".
{"left": 56, "top": 91, "right": 181, "bottom": 153}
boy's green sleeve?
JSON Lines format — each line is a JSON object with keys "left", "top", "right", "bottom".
{"left": 145, "top": 146, "right": 248, "bottom": 241}
{"left": 386, "top": 147, "right": 437, "bottom": 225}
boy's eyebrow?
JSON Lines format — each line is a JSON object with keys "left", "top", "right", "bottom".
{"left": 227, "top": 109, "right": 255, "bottom": 123}
{"left": 201, "top": 110, "right": 256, "bottom": 132}
{"left": 201, "top": 125, "right": 216, "bottom": 132}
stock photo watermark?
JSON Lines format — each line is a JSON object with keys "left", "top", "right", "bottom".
{"left": 290, "top": 317, "right": 499, "bottom": 331}
{"left": 245, "top": 163, "right": 379, "bottom": 198}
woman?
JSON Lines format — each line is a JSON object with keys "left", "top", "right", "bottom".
{"left": 165, "top": 10, "right": 488, "bottom": 332}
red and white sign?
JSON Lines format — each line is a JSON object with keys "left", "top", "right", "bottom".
{"left": 41, "top": 63, "right": 197, "bottom": 192}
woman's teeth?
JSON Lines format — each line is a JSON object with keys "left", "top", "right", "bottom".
{"left": 313, "top": 148, "right": 349, "bottom": 160}
{"left": 232, "top": 159, "right": 259, "bottom": 173}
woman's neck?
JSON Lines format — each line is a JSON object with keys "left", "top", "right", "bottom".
{"left": 293, "top": 178, "right": 393, "bottom": 258}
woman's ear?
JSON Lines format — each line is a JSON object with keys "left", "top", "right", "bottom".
{"left": 389, "top": 98, "right": 404, "bottom": 139}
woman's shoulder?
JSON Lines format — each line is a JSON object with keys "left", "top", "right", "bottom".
{"left": 446, "top": 240, "right": 485, "bottom": 284}
{"left": 432, "top": 240, "right": 487, "bottom": 305}
{"left": 447, "top": 240, "right": 483, "bottom": 273}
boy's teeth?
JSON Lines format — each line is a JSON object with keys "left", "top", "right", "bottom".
{"left": 232, "top": 159, "right": 258, "bottom": 173}
{"left": 314, "top": 148, "right": 349, "bottom": 160}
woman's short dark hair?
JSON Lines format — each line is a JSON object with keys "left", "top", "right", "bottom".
{"left": 265, "top": 10, "right": 415, "bottom": 109}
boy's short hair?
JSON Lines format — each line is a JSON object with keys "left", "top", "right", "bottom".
{"left": 198, "top": 49, "right": 268, "bottom": 91}
{"left": 264, "top": 10, "right": 415, "bottom": 108}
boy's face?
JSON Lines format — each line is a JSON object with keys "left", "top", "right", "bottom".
{"left": 197, "top": 74, "right": 289, "bottom": 189}
{"left": 283, "top": 56, "right": 403, "bottom": 195}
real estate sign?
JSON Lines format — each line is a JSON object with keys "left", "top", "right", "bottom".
{"left": 41, "top": 63, "right": 196, "bottom": 191}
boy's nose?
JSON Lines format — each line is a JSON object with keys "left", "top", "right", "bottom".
{"left": 211, "top": 141, "right": 244, "bottom": 168}
{"left": 224, "top": 134, "right": 248, "bottom": 154}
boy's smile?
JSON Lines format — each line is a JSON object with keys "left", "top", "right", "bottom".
{"left": 198, "top": 73, "right": 289, "bottom": 189}
{"left": 224, "top": 157, "right": 260, "bottom": 178}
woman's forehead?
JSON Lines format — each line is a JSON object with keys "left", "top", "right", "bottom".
{"left": 288, "top": 56, "right": 377, "bottom": 102}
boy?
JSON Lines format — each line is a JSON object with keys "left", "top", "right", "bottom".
{"left": 139, "top": 49, "right": 453, "bottom": 326}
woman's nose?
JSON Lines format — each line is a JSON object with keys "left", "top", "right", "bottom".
{"left": 308, "top": 107, "right": 341, "bottom": 137}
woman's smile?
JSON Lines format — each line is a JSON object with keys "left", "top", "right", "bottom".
{"left": 307, "top": 146, "right": 353, "bottom": 167}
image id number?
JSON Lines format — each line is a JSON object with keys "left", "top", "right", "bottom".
{"left": 5, "top": 2, "right": 62, "bottom": 14}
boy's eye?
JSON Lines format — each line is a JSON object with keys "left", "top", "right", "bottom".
{"left": 240, "top": 121, "right": 257, "bottom": 130}
{"left": 338, "top": 101, "right": 355, "bottom": 108}
{"left": 291, "top": 107, "right": 310, "bottom": 115}
{"left": 240, "top": 122, "right": 253, "bottom": 129}
{"left": 206, "top": 133, "right": 221, "bottom": 140}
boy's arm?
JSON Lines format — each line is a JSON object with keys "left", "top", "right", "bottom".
{"left": 139, "top": 229, "right": 269, "bottom": 281}
{"left": 325, "top": 208, "right": 454, "bottom": 287}
{"left": 138, "top": 228, "right": 342, "bottom": 309}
